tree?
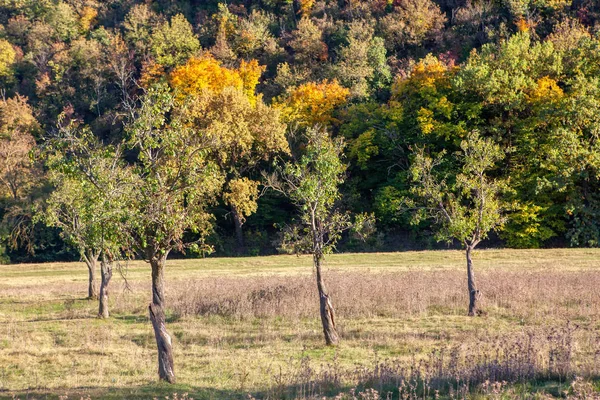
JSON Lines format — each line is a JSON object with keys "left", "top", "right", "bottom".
{"left": 0, "top": 39, "right": 17, "bottom": 80}
{"left": 40, "top": 120, "right": 135, "bottom": 311}
{"left": 379, "top": 0, "right": 446, "bottom": 52}
{"left": 125, "top": 83, "right": 223, "bottom": 383}
{"left": 231, "top": 10, "right": 284, "bottom": 65}
{"left": 170, "top": 55, "right": 264, "bottom": 103}
{"left": 454, "top": 31, "right": 600, "bottom": 247}
{"left": 172, "top": 57, "right": 287, "bottom": 252}
{"left": 0, "top": 96, "right": 39, "bottom": 201}
{"left": 184, "top": 86, "right": 287, "bottom": 251}
{"left": 0, "top": 96, "right": 40, "bottom": 262}
{"left": 123, "top": 3, "right": 161, "bottom": 59}
{"left": 210, "top": 4, "right": 237, "bottom": 64}
{"left": 276, "top": 79, "right": 350, "bottom": 127}
{"left": 333, "top": 20, "right": 391, "bottom": 99}
{"left": 408, "top": 132, "right": 507, "bottom": 316}
{"left": 287, "top": 17, "right": 328, "bottom": 77}
{"left": 266, "top": 127, "right": 370, "bottom": 345}
{"left": 151, "top": 14, "right": 201, "bottom": 68}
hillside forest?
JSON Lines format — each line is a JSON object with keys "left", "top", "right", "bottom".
{"left": 1, "top": 0, "right": 600, "bottom": 265}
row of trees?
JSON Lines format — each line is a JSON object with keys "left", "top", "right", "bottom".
{"left": 34, "top": 82, "right": 371, "bottom": 381}
{"left": 34, "top": 84, "right": 507, "bottom": 381}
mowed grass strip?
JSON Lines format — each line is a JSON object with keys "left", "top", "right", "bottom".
{"left": 1, "top": 249, "right": 600, "bottom": 399}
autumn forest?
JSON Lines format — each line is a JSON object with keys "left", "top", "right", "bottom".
{"left": 1, "top": 0, "right": 600, "bottom": 265}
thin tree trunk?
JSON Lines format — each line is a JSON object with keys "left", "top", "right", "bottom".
{"left": 466, "top": 245, "right": 480, "bottom": 316}
{"left": 314, "top": 253, "right": 340, "bottom": 346}
{"left": 231, "top": 206, "right": 245, "bottom": 254}
{"left": 84, "top": 251, "right": 99, "bottom": 299}
{"left": 149, "top": 253, "right": 175, "bottom": 383}
{"left": 98, "top": 254, "right": 112, "bottom": 319}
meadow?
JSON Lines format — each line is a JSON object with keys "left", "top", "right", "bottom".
{"left": 1, "top": 249, "right": 600, "bottom": 399}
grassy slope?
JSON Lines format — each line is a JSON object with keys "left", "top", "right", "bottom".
{"left": 1, "top": 249, "right": 600, "bottom": 399}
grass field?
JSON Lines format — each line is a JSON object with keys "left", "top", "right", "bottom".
{"left": 1, "top": 249, "right": 600, "bottom": 399}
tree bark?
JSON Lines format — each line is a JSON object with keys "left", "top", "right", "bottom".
{"left": 98, "top": 254, "right": 113, "bottom": 319}
{"left": 231, "top": 206, "right": 245, "bottom": 254}
{"left": 466, "top": 245, "right": 480, "bottom": 316}
{"left": 149, "top": 253, "right": 175, "bottom": 383}
{"left": 84, "top": 251, "right": 99, "bottom": 299}
{"left": 314, "top": 253, "right": 340, "bottom": 346}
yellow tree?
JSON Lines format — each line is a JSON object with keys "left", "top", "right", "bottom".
{"left": 0, "top": 95, "right": 40, "bottom": 260}
{"left": 0, "top": 39, "right": 16, "bottom": 81}
{"left": 171, "top": 56, "right": 287, "bottom": 252}
{"left": 0, "top": 96, "right": 39, "bottom": 201}
{"left": 276, "top": 79, "right": 350, "bottom": 127}
{"left": 298, "top": 0, "right": 315, "bottom": 16}
{"left": 171, "top": 55, "right": 264, "bottom": 103}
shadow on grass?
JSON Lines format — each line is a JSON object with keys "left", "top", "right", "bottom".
{"left": 113, "top": 312, "right": 178, "bottom": 324}
{"left": 22, "top": 315, "right": 97, "bottom": 323}
{"left": 114, "top": 314, "right": 148, "bottom": 324}
{"left": 2, "top": 377, "right": 599, "bottom": 400}
{"left": 1, "top": 383, "right": 247, "bottom": 400}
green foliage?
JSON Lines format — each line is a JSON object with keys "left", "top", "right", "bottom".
{"left": 39, "top": 120, "right": 136, "bottom": 259}
{"left": 501, "top": 203, "right": 557, "bottom": 248}
{"left": 45, "top": 2, "right": 79, "bottom": 41}
{"left": 0, "top": 241, "right": 8, "bottom": 264}
{"left": 455, "top": 32, "right": 561, "bottom": 108}
{"left": 151, "top": 14, "right": 200, "bottom": 67}
{"left": 452, "top": 30, "right": 600, "bottom": 247}
{"left": 125, "top": 83, "right": 224, "bottom": 258}
{"left": 374, "top": 186, "right": 404, "bottom": 224}
{"left": 348, "top": 129, "right": 379, "bottom": 170}
{"left": 123, "top": 4, "right": 160, "bottom": 56}
{"left": 333, "top": 20, "right": 391, "bottom": 99}
{"left": 267, "top": 127, "right": 373, "bottom": 256}
{"left": 409, "top": 132, "right": 508, "bottom": 247}
{"left": 285, "top": 128, "right": 346, "bottom": 219}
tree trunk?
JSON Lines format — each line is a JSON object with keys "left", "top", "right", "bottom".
{"left": 466, "top": 245, "right": 480, "bottom": 316}
{"left": 231, "top": 206, "right": 245, "bottom": 254}
{"left": 84, "top": 252, "right": 99, "bottom": 299}
{"left": 314, "top": 254, "right": 340, "bottom": 346}
{"left": 98, "top": 255, "right": 113, "bottom": 319}
{"left": 149, "top": 253, "right": 175, "bottom": 383}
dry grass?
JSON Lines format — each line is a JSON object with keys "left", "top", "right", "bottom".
{"left": 170, "top": 269, "right": 600, "bottom": 322}
{"left": 1, "top": 249, "right": 600, "bottom": 399}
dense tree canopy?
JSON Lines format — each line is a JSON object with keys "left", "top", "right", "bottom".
{"left": 2, "top": 0, "right": 600, "bottom": 263}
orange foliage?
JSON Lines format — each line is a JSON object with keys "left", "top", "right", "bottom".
{"left": 139, "top": 60, "right": 165, "bottom": 88}
{"left": 277, "top": 79, "right": 350, "bottom": 126}
{"left": 516, "top": 19, "right": 530, "bottom": 32}
{"left": 170, "top": 56, "right": 264, "bottom": 102}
